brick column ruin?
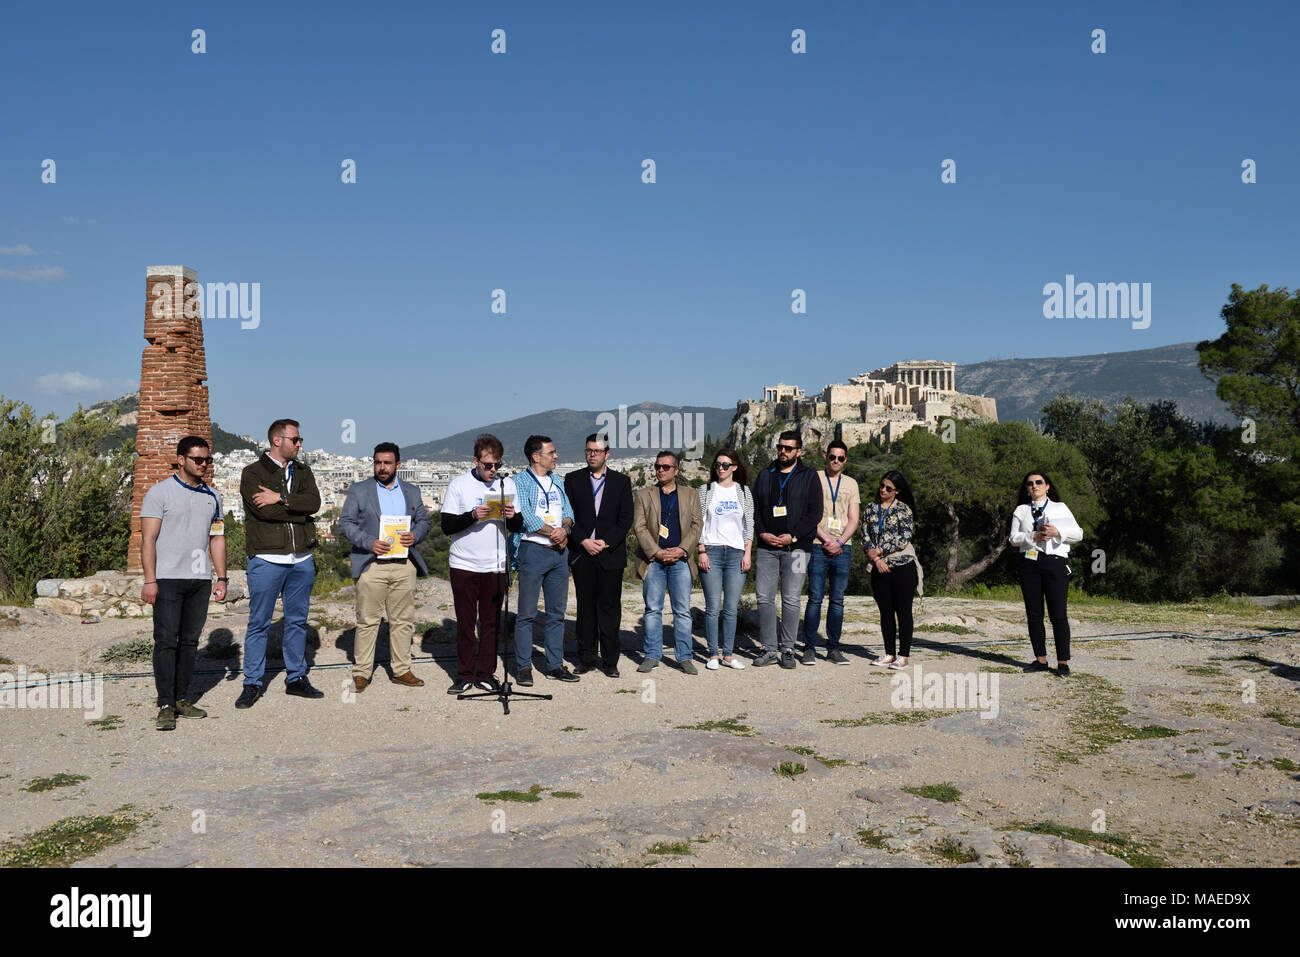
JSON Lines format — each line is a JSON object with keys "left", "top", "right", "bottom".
{"left": 127, "top": 266, "right": 211, "bottom": 573}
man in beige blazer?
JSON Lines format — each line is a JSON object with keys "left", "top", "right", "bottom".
{"left": 634, "top": 451, "right": 703, "bottom": 673}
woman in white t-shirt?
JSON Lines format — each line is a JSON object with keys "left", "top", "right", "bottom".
{"left": 1009, "top": 469, "right": 1083, "bottom": 676}
{"left": 697, "top": 449, "right": 754, "bottom": 670}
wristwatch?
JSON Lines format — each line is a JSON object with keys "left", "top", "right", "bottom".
{"left": 217, "top": 577, "right": 229, "bottom": 582}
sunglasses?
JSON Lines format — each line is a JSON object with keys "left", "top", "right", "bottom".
{"left": 827, "top": 455, "right": 845, "bottom": 462}
{"left": 714, "top": 462, "right": 734, "bottom": 470}
{"left": 186, "top": 455, "right": 213, "bottom": 465}
{"left": 281, "top": 436, "right": 304, "bottom": 445}
{"left": 777, "top": 444, "right": 798, "bottom": 452}
{"left": 654, "top": 464, "right": 675, "bottom": 471}
{"left": 478, "top": 461, "right": 500, "bottom": 470}
{"left": 879, "top": 484, "right": 896, "bottom": 493}
{"left": 1025, "top": 479, "right": 1046, "bottom": 486}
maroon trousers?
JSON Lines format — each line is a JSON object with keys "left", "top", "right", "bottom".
{"left": 450, "top": 567, "right": 506, "bottom": 682}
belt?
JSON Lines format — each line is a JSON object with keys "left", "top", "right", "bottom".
{"left": 524, "top": 539, "right": 566, "bottom": 553}
{"left": 1022, "top": 551, "right": 1066, "bottom": 561}
{"left": 377, "top": 556, "right": 409, "bottom": 564}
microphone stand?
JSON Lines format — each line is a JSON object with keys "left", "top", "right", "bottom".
{"left": 457, "top": 467, "right": 552, "bottom": 714}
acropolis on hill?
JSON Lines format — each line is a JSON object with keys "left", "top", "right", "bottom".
{"left": 728, "top": 359, "right": 998, "bottom": 450}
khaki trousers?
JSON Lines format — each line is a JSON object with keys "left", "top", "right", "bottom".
{"left": 354, "top": 559, "right": 417, "bottom": 678}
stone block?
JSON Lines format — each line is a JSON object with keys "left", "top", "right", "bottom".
{"left": 34, "top": 596, "right": 82, "bottom": 616}
{"left": 35, "top": 579, "right": 64, "bottom": 598}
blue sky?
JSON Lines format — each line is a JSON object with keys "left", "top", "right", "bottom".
{"left": 2, "top": 0, "right": 1297, "bottom": 453}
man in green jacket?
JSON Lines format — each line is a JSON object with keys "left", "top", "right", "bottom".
{"left": 236, "top": 418, "right": 323, "bottom": 708}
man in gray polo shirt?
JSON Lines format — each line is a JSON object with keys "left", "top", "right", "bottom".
{"left": 140, "top": 436, "right": 228, "bottom": 731}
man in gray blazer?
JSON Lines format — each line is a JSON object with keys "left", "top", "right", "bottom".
{"left": 339, "top": 442, "right": 431, "bottom": 691}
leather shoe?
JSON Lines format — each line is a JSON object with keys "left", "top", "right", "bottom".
{"left": 353, "top": 676, "right": 370, "bottom": 693}
{"left": 517, "top": 668, "right": 534, "bottom": 687}
{"left": 235, "top": 685, "right": 262, "bottom": 709}
{"left": 285, "top": 677, "right": 324, "bottom": 699}
{"left": 601, "top": 665, "right": 620, "bottom": 678}
{"left": 390, "top": 670, "right": 424, "bottom": 687}
{"left": 545, "top": 666, "right": 580, "bottom": 683}
{"left": 574, "top": 661, "right": 598, "bottom": 675}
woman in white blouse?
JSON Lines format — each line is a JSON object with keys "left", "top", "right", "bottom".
{"left": 697, "top": 449, "right": 754, "bottom": 670}
{"left": 1009, "top": 470, "right": 1083, "bottom": 675}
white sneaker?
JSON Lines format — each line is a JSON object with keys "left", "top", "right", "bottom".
{"left": 706, "top": 657, "right": 720, "bottom": 670}
{"left": 869, "top": 655, "right": 895, "bottom": 668}
{"left": 723, "top": 656, "right": 746, "bottom": 670}
{"left": 888, "top": 656, "right": 909, "bottom": 671}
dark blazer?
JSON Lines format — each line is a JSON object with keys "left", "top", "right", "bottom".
{"left": 563, "top": 467, "right": 634, "bottom": 571}
{"left": 338, "top": 477, "right": 432, "bottom": 579}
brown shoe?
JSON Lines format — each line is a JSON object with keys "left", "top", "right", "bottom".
{"left": 390, "top": 670, "right": 424, "bottom": 687}
{"left": 353, "top": 676, "right": 370, "bottom": 693}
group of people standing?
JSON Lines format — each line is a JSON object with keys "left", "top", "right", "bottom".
{"left": 137, "top": 419, "right": 1084, "bottom": 730}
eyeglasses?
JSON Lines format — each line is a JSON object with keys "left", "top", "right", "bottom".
{"left": 714, "top": 462, "right": 734, "bottom": 471}
{"left": 880, "top": 484, "right": 896, "bottom": 493}
{"left": 186, "top": 455, "right": 213, "bottom": 465}
{"left": 827, "top": 455, "right": 845, "bottom": 462}
{"left": 777, "top": 444, "right": 798, "bottom": 452}
{"left": 1025, "top": 479, "right": 1046, "bottom": 487}
{"left": 585, "top": 448, "right": 607, "bottom": 455}
{"left": 654, "top": 464, "right": 675, "bottom": 471}
{"left": 478, "top": 461, "right": 500, "bottom": 470}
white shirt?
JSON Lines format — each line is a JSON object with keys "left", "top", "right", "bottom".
{"left": 702, "top": 483, "right": 746, "bottom": 550}
{"left": 1009, "top": 499, "right": 1082, "bottom": 558}
{"left": 444, "top": 471, "right": 519, "bottom": 573}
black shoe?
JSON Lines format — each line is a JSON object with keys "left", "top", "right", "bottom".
{"left": 601, "top": 665, "right": 620, "bottom": 678}
{"left": 801, "top": 646, "right": 816, "bottom": 666}
{"left": 448, "top": 679, "right": 473, "bottom": 695}
{"left": 779, "top": 653, "right": 797, "bottom": 670}
{"left": 235, "top": 685, "right": 263, "bottom": 709}
{"left": 1057, "top": 662, "right": 1071, "bottom": 677}
{"left": 545, "top": 666, "right": 580, "bottom": 683}
{"left": 474, "top": 676, "right": 502, "bottom": 692}
{"left": 1025, "top": 659, "right": 1050, "bottom": 673}
{"left": 285, "top": 677, "right": 324, "bottom": 699}
{"left": 574, "top": 661, "right": 598, "bottom": 675}
{"left": 827, "top": 649, "right": 850, "bottom": 665}
{"left": 517, "top": 668, "right": 534, "bottom": 687}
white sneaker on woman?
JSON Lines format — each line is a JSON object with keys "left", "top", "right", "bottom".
{"left": 869, "top": 655, "right": 895, "bottom": 668}
{"left": 723, "top": 656, "right": 746, "bottom": 670}
{"left": 888, "top": 656, "right": 909, "bottom": 670}
{"left": 706, "top": 656, "right": 720, "bottom": 671}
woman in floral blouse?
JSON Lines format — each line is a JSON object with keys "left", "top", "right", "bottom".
{"left": 861, "top": 470, "right": 920, "bottom": 670}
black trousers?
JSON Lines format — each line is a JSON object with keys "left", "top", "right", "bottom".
{"left": 870, "top": 560, "right": 917, "bottom": 657}
{"left": 571, "top": 558, "right": 624, "bottom": 667}
{"left": 1019, "top": 555, "right": 1071, "bottom": 660}
{"left": 153, "top": 578, "right": 211, "bottom": 708}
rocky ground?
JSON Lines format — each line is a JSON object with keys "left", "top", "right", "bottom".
{"left": 1, "top": 580, "right": 1297, "bottom": 868}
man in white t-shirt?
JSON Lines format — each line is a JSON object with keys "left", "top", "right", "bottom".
{"left": 440, "top": 434, "right": 523, "bottom": 694}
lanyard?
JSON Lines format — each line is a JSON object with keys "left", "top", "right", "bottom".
{"left": 527, "top": 469, "right": 555, "bottom": 509}
{"left": 825, "top": 470, "right": 841, "bottom": 518}
{"left": 1030, "top": 501, "right": 1048, "bottom": 528}
{"left": 770, "top": 467, "right": 793, "bottom": 505}
{"left": 590, "top": 471, "right": 606, "bottom": 500}
{"left": 173, "top": 474, "right": 221, "bottom": 521}
{"left": 876, "top": 502, "right": 890, "bottom": 542}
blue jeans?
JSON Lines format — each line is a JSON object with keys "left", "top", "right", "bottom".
{"left": 642, "top": 559, "right": 693, "bottom": 661}
{"left": 700, "top": 545, "right": 745, "bottom": 657}
{"left": 514, "top": 541, "right": 569, "bottom": 673}
{"left": 243, "top": 555, "right": 316, "bottom": 687}
{"left": 803, "top": 544, "right": 851, "bottom": 649}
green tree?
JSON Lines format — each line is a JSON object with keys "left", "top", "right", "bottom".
{"left": 0, "top": 397, "right": 133, "bottom": 602}
{"left": 1197, "top": 283, "right": 1300, "bottom": 532}
{"left": 898, "top": 420, "right": 1099, "bottom": 590}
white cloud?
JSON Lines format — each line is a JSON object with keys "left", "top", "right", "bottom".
{"left": 0, "top": 265, "right": 67, "bottom": 281}
{"left": 0, "top": 244, "right": 36, "bottom": 256}
{"left": 36, "top": 372, "right": 106, "bottom": 394}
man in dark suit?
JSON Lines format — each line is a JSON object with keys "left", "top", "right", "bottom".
{"left": 564, "top": 432, "right": 635, "bottom": 677}
{"left": 338, "top": 442, "right": 432, "bottom": 692}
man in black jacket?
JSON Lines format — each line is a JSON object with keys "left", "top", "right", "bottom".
{"left": 236, "top": 418, "right": 323, "bottom": 708}
{"left": 564, "top": 433, "right": 635, "bottom": 677}
{"left": 751, "top": 430, "right": 822, "bottom": 669}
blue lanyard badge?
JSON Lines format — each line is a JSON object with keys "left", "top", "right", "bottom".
{"left": 876, "top": 503, "right": 888, "bottom": 542}
{"left": 591, "top": 473, "right": 606, "bottom": 500}
{"left": 771, "top": 467, "right": 793, "bottom": 504}
{"left": 1031, "top": 502, "right": 1047, "bottom": 529}
{"left": 174, "top": 473, "right": 221, "bottom": 521}
{"left": 825, "top": 471, "right": 841, "bottom": 516}
{"left": 529, "top": 470, "right": 554, "bottom": 508}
